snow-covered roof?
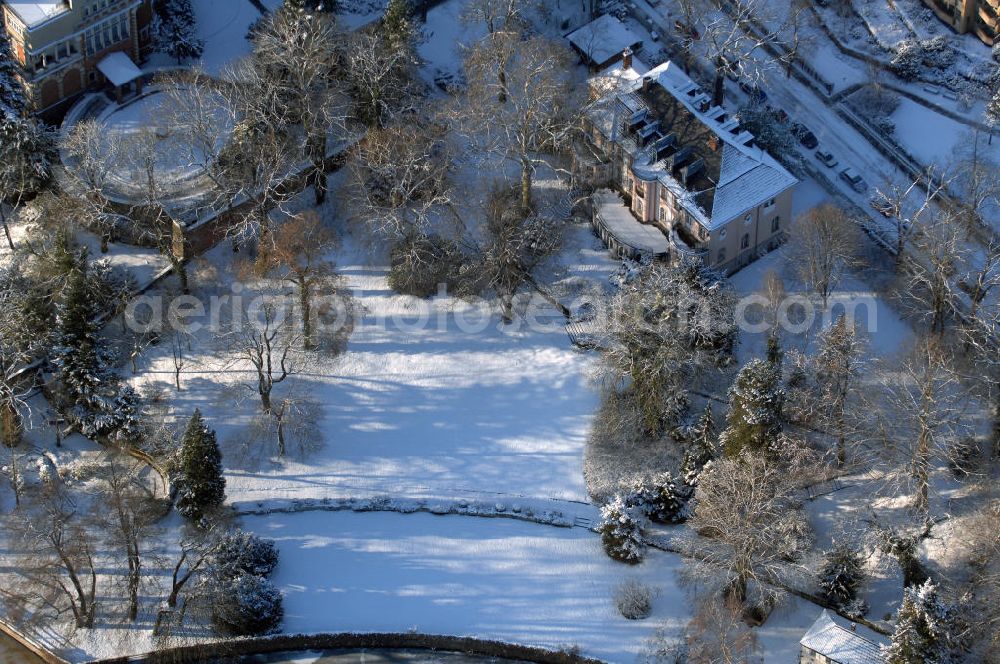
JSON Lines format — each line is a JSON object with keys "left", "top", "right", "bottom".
{"left": 97, "top": 51, "right": 143, "bottom": 87}
{"left": 800, "top": 610, "right": 887, "bottom": 664}
{"left": 594, "top": 189, "right": 669, "bottom": 256}
{"left": 587, "top": 60, "right": 798, "bottom": 231}
{"left": 3, "top": 0, "right": 70, "bottom": 28}
{"left": 566, "top": 14, "right": 641, "bottom": 67}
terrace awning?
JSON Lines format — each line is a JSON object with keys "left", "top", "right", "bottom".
{"left": 97, "top": 51, "right": 143, "bottom": 87}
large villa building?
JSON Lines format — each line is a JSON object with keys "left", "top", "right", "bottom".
{"left": 1, "top": 0, "right": 154, "bottom": 117}
{"left": 583, "top": 52, "right": 798, "bottom": 275}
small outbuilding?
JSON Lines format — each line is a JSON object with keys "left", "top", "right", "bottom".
{"left": 566, "top": 14, "right": 643, "bottom": 70}
{"left": 96, "top": 51, "right": 145, "bottom": 103}
{"left": 799, "top": 610, "right": 887, "bottom": 664}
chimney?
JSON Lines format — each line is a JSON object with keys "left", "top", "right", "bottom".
{"left": 622, "top": 47, "right": 633, "bottom": 70}
{"left": 707, "top": 135, "right": 720, "bottom": 151}
{"left": 850, "top": 623, "right": 857, "bottom": 632}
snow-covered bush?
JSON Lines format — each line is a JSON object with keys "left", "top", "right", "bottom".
{"left": 818, "top": 542, "right": 868, "bottom": 617}
{"left": 213, "top": 530, "right": 279, "bottom": 579}
{"left": 627, "top": 473, "right": 690, "bottom": 525}
{"left": 849, "top": 87, "right": 900, "bottom": 136}
{"left": 891, "top": 40, "right": 923, "bottom": 81}
{"left": 212, "top": 574, "right": 283, "bottom": 635}
{"left": 613, "top": 578, "right": 653, "bottom": 620}
{"left": 598, "top": 494, "right": 646, "bottom": 564}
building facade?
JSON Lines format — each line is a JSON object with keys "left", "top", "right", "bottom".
{"left": 583, "top": 56, "right": 797, "bottom": 275}
{"left": 920, "top": 0, "right": 997, "bottom": 46}
{"left": 1, "top": 0, "right": 154, "bottom": 118}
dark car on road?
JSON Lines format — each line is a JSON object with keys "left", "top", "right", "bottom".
{"left": 738, "top": 80, "right": 767, "bottom": 103}
{"left": 791, "top": 122, "right": 818, "bottom": 149}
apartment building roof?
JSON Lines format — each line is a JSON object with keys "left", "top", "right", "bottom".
{"left": 589, "top": 59, "right": 797, "bottom": 230}
{"left": 4, "top": 1, "right": 70, "bottom": 28}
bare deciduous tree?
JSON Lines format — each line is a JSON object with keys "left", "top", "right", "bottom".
{"left": 250, "top": 7, "right": 350, "bottom": 204}
{"left": 789, "top": 204, "right": 860, "bottom": 309}
{"left": 262, "top": 211, "right": 339, "bottom": 350}
{"left": 461, "top": 34, "right": 580, "bottom": 212}
{"left": 683, "top": 453, "right": 810, "bottom": 609}
{"left": 229, "top": 301, "right": 301, "bottom": 413}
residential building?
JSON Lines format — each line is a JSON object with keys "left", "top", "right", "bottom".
{"left": 799, "top": 610, "right": 887, "bottom": 664}
{"left": 582, "top": 54, "right": 798, "bottom": 275}
{"left": 1, "top": 0, "right": 154, "bottom": 118}
{"left": 920, "top": 0, "right": 997, "bottom": 46}
{"left": 566, "top": 14, "right": 643, "bottom": 70}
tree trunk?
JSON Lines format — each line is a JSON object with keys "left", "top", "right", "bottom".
{"left": 260, "top": 387, "right": 272, "bottom": 414}
{"left": 0, "top": 204, "right": 13, "bottom": 251}
{"left": 170, "top": 254, "right": 189, "bottom": 295}
{"left": 713, "top": 57, "right": 726, "bottom": 107}
{"left": 520, "top": 159, "right": 532, "bottom": 213}
{"left": 913, "top": 427, "right": 930, "bottom": 513}
{"left": 276, "top": 413, "right": 286, "bottom": 457}
{"left": 310, "top": 134, "right": 328, "bottom": 205}
{"left": 300, "top": 278, "right": 313, "bottom": 350}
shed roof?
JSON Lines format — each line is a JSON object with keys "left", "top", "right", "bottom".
{"left": 800, "top": 610, "right": 887, "bottom": 664}
{"left": 566, "top": 14, "right": 641, "bottom": 66}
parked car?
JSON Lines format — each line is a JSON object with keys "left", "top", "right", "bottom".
{"left": 870, "top": 195, "right": 896, "bottom": 217}
{"left": 814, "top": 149, "right": 837, "bottom": 168}
{"left": 739, "top": 80, "right": 767, "bottom": 103}
{"left": 674, "top": 20, "right": 700, "bottom": 40}
{"left": 839, "top": 167, "right": 868, "bottom": 193}
{"left": 790, "top": 122, "right": 818, "bottom": 149}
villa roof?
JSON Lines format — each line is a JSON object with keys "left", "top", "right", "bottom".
{"left": 588, "top": 60, "right": 798, "bottom": 230}
{"left": 800, "top": 610, "right": 887, "bottom": 664}
{"left": 97, "top": 51, "right": 142, "bottom": 87}
{"left": 3, "top": 1, "right": 70, "bottom": 28}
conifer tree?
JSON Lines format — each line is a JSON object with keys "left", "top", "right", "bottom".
{"left": 52, "top": 256, "right": 103, "bottom": 409}
{"left": 719, "top": 359, "right": 784, "bottom": 458}
{"left": 175, "top": 409, "right": 226, "bottom": 520}
{"left": 155, "top": 0, "right": 204, "bottom": 64}
{"left": 883, "top": 580, "right": 957, "bottom": 664}
{"left": 382, "top": 0, "right": 414, "bottom": 56}
{"left": 284, "top": 0, "right": 338, "bottom": 13}
{"left": 0, "top": 29, "right": 27, "bottom": 119}
{"left": 817, "top": 315, "right": 863, "bottom": 466}
{"left": 598, "top": 494, "right": 645, "bottom": 563}
{"left": 681, "top": 404, "right": 717, "bottom": 487}
{"left": 817, "top": 542, "right": 867, "bottom": 615}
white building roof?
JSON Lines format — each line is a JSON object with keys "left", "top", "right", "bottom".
{"left": 800, "top": 610, "right": 887, "bottom": 664}
{"left": 566, "top": 14, "right": 641, "bottom": 66}
{"left": 594, "top": 189, "right": 669, "bottom": 255}
{"left": 4, "top": 1, "right": 69, "bottom": 28}
{"left": 97, "top": 51, "right": 143, "bottom": 87}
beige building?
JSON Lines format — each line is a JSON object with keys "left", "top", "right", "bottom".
{"left": 920, "top": 0, "right": 997, "bottom": 46}
{"left": 583, "top": 54, "right": 797, "bottom": 275}
{"left": 1, "top": 0, "right": 154, "bottom": 118}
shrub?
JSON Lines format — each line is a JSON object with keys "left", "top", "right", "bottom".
{"left": 614, "top": 579, "right": 653, "bottom": 619}
{"left": 598, "top": 494, "right": 646, "bottom": 563}
{"left": 213, "top": 530, "right": 279, "bottom": 579}
{"left": 388, "top": 233, "right": 466, "bottom": 298}
{"left": 212, "top": 574, "right": 283, "bottom": 635}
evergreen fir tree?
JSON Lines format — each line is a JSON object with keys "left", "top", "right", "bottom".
{"left": 597, "top": 494, "right": 645, "bottom": 563}
{"left": 984, "top": 88, "right": 1000, "bottom": 145}
{"left": 647, "top": 472, "right": 689, "bottom": 524}
{"left": 175, "top": 409, "right": 226, "bottom": 520}
{"left": 883, "top": 580, "right": 958, "bottom": 664}
{"left": 382, "top": 0, "right": 413, "bottom": 55}
{"left": 818, "top": 542, "right": 867, "bottom": 615}
{"left": 681, "top": 404, "right": 717, "bottom": 486}
{"left": 51, "top": 255, "right": 103, "bottom": 410}
{"left": 719, "top": 359, "right": 784, "bottom": 458}
{"left": 0, "top": 29, "right": 28, "bottom": 120}
{"left": 283, "top": 0, "right": 338, "bottom": 13}
{"left": 155, "top": 0, "right": 205, "bottom": 64}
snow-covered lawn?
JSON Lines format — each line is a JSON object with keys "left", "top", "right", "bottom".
{"left": 130, "top": 223, "right": 616, "bottom": 506}
{"left": 245, "top": 510, "right": 686, "bottom": 662}
{"left": 890, "top": 96, "right": 999, "bottom": 169}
